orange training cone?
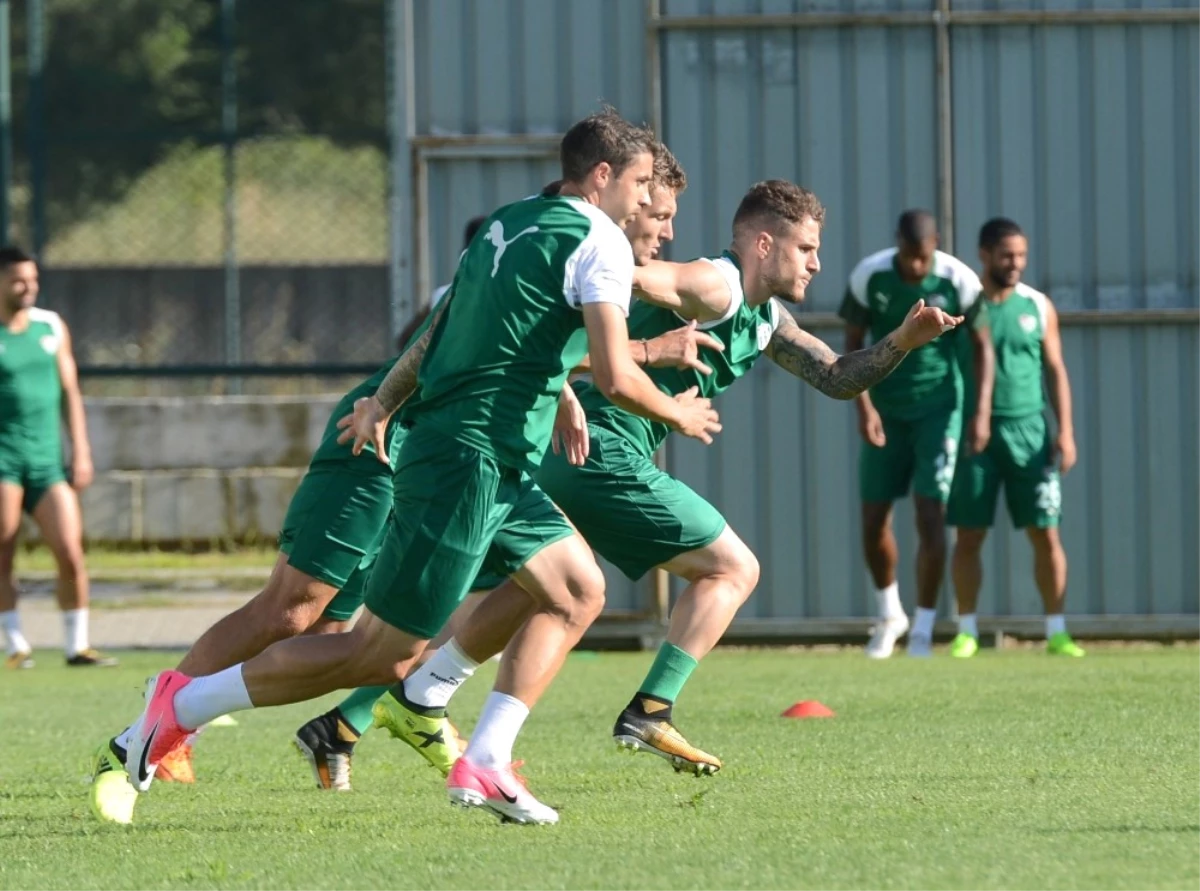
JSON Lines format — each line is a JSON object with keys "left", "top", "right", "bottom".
{"left": 781, "top": 700, "right": 835, "bottom": 719}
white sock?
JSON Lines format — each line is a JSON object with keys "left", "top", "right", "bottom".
{"left": 63, "top": 608, "right": 89, "bottom": 657}
{"left": 174, "top": 665, "right": 253, "bottom": 731}
{"left": 913, "top": 607, "right": 937, "bottom": 638}
{"left": 958, "top": 613, "right": 978, "bottom": 639}
{"left": 464, "top": 692, "right": 529, "bottom": 770}
{"left": 874, "top": 582, "right": 904, "bottom": 620}
{"left": 1046, "top": 614, "right": 1066, "bottom": 638}
{"left": 1, "top": 610, "right": 30, "bottom": 655}
{"left": 404, "top": 639, "right": 480, "bottom": 709}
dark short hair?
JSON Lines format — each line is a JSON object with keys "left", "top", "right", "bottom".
{"left": 652, "top": 142, "right": 687, "bottom": 195}
{"left": 978, "top": 216, "right": 1025, "bottom": 250}
{"left": 0, "top": 245, "right": 34, "bottom": 268}
{"left": 732, "top": 180, "right": 826, "bottom": 239}
{"left": 540, "top": 180, "right": 564, "bottom": 197}
{"left": 896, "top": 209, "right": 938, "bottom": 245}
{"left": 560, "top": 107, "right": 655, "bottom": 183}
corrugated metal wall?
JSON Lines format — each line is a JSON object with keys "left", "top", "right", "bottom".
{"left": 398, "top": 0, "right": 1200, "bottom": 623}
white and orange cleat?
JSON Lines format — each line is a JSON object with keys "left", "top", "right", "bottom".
{"left": 447, "top": 758, "right": 559, "bottom": 825}
{"left": 155, "top": 734, "right": 197, "bottom": 784}
{"left": 125, "top": 670, "right": 194, "bottom": 792}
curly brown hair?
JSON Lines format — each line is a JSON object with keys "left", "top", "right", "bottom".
{"left": 732, "top": 180, "right": 825, "bottom": 238}
{"left": 651, "top": 142, "right": 687, "bottom": 195}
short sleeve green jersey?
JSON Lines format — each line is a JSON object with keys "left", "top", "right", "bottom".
{"left": 406, "top": 195, "right": 634, "bottom": 472}
{"left": 0, "top": 308, "right": 64, "bottom": 456}
{"left": 960, "top": 282, "right": 1049, "bottom": 419}
{"left": 838, "top": 247, "right": 987, "bottom": 420}
{"left": 576, "top": 251, "right": 780, "bottom": 459}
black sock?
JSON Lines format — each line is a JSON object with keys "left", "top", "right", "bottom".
{"left": 626, "top": 692, "right": 674, "bottom": 722}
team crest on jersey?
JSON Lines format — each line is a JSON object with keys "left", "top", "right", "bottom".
{"left": 1019, "top": 313, "right": 1038, "bottom": 334}
{"left": 756, "top": 322, "right": 773, "bottom": 351}
{"left": 39, "top": 334, "right": 58, "bottom": 354}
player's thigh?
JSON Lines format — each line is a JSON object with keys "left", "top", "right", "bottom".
{"left": 946, "top": 446, "right": 1001, "bottom": 530}
{"left": 858, "top": 416, "right": 916, "bottom": 503}
{"left": 0, "top": 481, "right": 23, "bottom": 561}
{"left": 363, "top": 426, "right": 508, "bottom": 641}
{"left": 910, "top": 406, "right": 963, "bottom": 503}
{"left": 508, "top": 528, "right": 605, "bottom": 615}
{"left": 29, "top": 481, "right": 84, "bottom": 564}
{"left": 659, "top": 524, "right": 759, "bottom": 589}
{"left": 279, "top": 462, "right": 394, "bottom": 591}
{"left": 998, "top": 415, "right": 1062, "bottom": 530}
{"left": 536, "top": 427, "right": 726, "bottom": 581}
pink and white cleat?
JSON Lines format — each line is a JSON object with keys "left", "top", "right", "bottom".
{"left": 446, "top": 757, "right": 559, "bottom": 825}
{"left": 125, "top": 670, "right": 195, "bottom": 792}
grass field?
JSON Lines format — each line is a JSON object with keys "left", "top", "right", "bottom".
{"left": 2, "top": 647, "right": 1197, "bottom": 890}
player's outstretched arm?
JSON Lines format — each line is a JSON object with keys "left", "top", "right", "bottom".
{"left": 55, "top": 321, "right": 93, "bottom": 490}
{"left": 632, "top": 259, "right": 734, "bottom": 324}
{"left": 767, "top": 298, "right": 961, "bottom": 400}
{"left": 583, "top": 301, "right": 722, "bottom": 444}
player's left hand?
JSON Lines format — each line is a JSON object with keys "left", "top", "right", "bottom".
{"left": 71, "top": 452, "right": 94, "bottom": 490}
{"left": 336, "top": 395, "right": 391, "bottom": 465}
{"left": 892, "top": 298, "right": 963, "bottom": 351}
{"left": 646, "top": 320, "right": 724, "bottom": 375}
{"left": 1052, "top": 431, "right": 1077, "bottom": 474}
{"left": 552, "top": 384, "right": 590, "bottom": 466}
{"left": 965, "top": 412, "right": 991, "bottom": 456}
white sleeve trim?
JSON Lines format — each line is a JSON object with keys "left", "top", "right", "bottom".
{"left": 934, "top": 251, "right": 983, "bottom": 310}
{"left": 563, "top": 212, "right": 634, "bottom": 317}
{"left": 1018, "top": 282, "right": 1050, "bottom": 331}
{"left": 847, "top": 248, "right": 897, "bottom": 306}
{"left": 430, "top": 284, "right": 451, "bottom": 309}
{"left": 28, "top": 307, "right": 64, "bottom": 348}
{"left": 679, "top": 256, "right": 744, "bottom": 331}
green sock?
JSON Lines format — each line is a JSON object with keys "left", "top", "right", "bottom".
{"left": 637, "top": 642, "right": 699, "bottom": 705}
{"left": 336, "top": 685, "right": 389, "bottom": 736}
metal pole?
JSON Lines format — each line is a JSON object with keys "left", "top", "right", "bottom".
{"left": 220, "top": 0, "right": 240, "bottom": 390}
{"left": 646, "top": 8, "right": 1198, "bottom": 30}
{"left": 386, "top": 0, "right": 416, "bottom": 343}
{"left": 26, "top": 0, "right": 43, "bottom": 257}
{"left": 935, "top": 0, "right": 954, "bottom": 254}
{"left": 0, "top": 0, "right": 12, "bottom": 244}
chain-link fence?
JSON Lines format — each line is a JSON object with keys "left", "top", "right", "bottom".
{"left": 3, "top": 0, "right": 396, "bottom": 394}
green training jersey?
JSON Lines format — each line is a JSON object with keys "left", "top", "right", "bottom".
{"left": 960, "top": 281, "right": 1049, "bottom": 420}
{"left": 0, "top": 308, "right": 64, "bottom": 457}
{"left": 407, "top": 195, "right": 634, "bottom": 472}
{"left": 838, "top": 247, "right": 986, "bottom": 421}
{"left": 577, "top": 251, "right": 780, "bottom": 459}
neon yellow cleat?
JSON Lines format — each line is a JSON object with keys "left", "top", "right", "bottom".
{"left": 371, "top": 691, "right": 461, "bottom": 777}
{"left": 1047, "top": 632, "right": 1085, "bottom": 657}
{"left": 89, "top": 739, "right": 138, "bottom": 825}
{"left": 948, "top": 633, "right": 979, "bottom": 659}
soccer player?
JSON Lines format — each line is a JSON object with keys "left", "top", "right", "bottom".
{"left": 395, "top": 214, "right": 488, "bottom": 350}
{"left": 288, "top": 153, "right": 722, "bottom": 792}
{"left": 398, "top": 178, "right": 966, "bottom": 778}
{"left": 100, "top": 109, "right": 722, "bottom": 826}
{"left": 840, "top": 211, "right": 995, "bottom": 658}
{"left": 946, "top": 218, "right": 1083, "bottom": 658}
{"left": 0, "top": 246, "right": 113, "bottom": 670}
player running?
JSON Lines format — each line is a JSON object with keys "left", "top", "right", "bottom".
{"left": 0, "top": 246, "right": 113, "bottom": 670}
{"left": 840, "top": 211, "right": 995, "bottom": 658}
{"left": 947, "top": 217, "right": 1083, "bottom": 658}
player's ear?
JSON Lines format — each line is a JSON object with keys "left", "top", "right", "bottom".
{"left": 592, "top": 161, "right": 612, "bottom": 190}
{"left": 755, "top": 230, "right": 773, "bottom": 260}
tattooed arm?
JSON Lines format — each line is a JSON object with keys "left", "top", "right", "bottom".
{"left": 765, "top": 298, "right": 961, "bottom": 399}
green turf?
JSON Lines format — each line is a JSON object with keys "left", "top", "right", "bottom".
{"left": 2, "top": 647, "right": 1197, "bottom": 890}
{"left": 16, "top": 544, "right": 277, "bottom": 575}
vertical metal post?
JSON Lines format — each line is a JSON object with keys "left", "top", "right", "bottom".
{"left": 26, "top": 0, "right": 43, "bottom": 257}
{"left": 935, "top": 0, "right": 955, "bottom": 253}
{"left": 220, "top": 0, "right": 240, "bottom": 389}
{"left": 386, "top": 0, "right": 416, "bottom": 343}
{"left": 645, "top": 0, "right": 670, "bottom": 632}
{"left": 0, "top": 0, "right": 12, "bottom": 244}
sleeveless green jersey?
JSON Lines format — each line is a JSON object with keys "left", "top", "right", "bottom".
{"left": 406, "top": 195, "right": 634, "bottom": 472}
{"left": 577, "top": 251, "right": 779, "bottom": 459}
{"left": 0, "top": 308, "right": 64, "bottom": 457}
{"left": 838, "top": 247, "right": 987, "bottom": 420}
{"left": 960, "top": 282, "right": 1049, "bottom": 420}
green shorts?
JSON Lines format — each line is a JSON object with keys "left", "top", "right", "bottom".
{"left": 322, "top": 513, "right": 508, "bottom": 623}
{"left": 948, "top": 413, "right": 1061, "bottom": 529}
{"left": 859, "top": 406, "right": 962, "bottom": 504}
{"left": 364, "top": 424, "right": 575, "bottom": 639}
{"left": 535, "top": 424, "right": 726, "bottom": 580}
{"left": 0, "top": 450, "right": 66, "bottom": 514}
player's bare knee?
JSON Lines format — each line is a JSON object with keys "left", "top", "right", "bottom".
{"left": 54, "top": 548, "right": 86, "bottom": 583}
{"left": 1026, "top": 526, "right": 1060, "bottom": 554}
{"left": 563, "top": 561, "right": 607, "bottom": 627}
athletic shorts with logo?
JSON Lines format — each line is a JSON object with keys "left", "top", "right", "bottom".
{"left": 947, "top": 412, "right": 1061, "bottom": 529}
{"left": 858, "top": 405, "right": 962, "bottom": 504}
{"left": 535, "top": 423, "right": 726, "bottom": 580}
